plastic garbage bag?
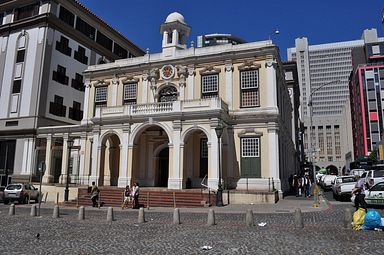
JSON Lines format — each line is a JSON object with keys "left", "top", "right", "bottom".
{"left": 353, "top": 208, "right": 366, "bottom": 230}
{"left": 362, "top": 209, "right": 382, "bottom": 230}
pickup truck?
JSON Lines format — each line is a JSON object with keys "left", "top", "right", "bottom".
{"left": 332, "top": 176, "right": 356, "bottom": 200}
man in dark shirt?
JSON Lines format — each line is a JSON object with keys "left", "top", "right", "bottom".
{"left": 352, "top": 175, "right": 367, "bottom": 211}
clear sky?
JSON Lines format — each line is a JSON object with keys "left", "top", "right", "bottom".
{"left": 79, "top": 0, "right": 383, "bottom": 60}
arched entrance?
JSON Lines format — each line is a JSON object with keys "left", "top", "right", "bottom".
{"left": 183, "top": 129, "right": 209, "bottom": 188}
{"left": 327, "top": 165, "right": 339, "bottom": 175}
{"left": 99, "top": 134, "right": 120, "bottom": 186}
{"left": 132, "top": 125, "right": 170, "bottom": 187}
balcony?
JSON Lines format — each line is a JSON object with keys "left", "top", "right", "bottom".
{"left": 94, "top": 97, "right": 228, "bottom": 119}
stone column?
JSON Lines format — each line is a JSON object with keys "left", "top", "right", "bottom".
{"left": 208, "top": 126, "right": 219, "bottom": 189}
{"left": 187, "top": 65, "right": 195, "bottom": 100}
{"left": 225, "top": 61, "right": 233, "bottom": 109}
{"left": 111, "top": 75, "right": 119, "bottom": 107}
{"left": 42, "top": 135, "right": 53, "bottom": 183}
{"left": 118, "top": 125, "right": 130, "bottom": 187}
{"left": 172, "top": 29, "right": 178, "bottom": 45}
{"left": 142, "top": 72, "right": 148, "bottom": 103}
{"left": 21, "top": 138, "right": 35, "bottom": 175}
{"left": 78, "top": 133, "right": 87, "bottom": 185}
{"left": 265, "top": 61, "right": 277, "bottom": 107}
{"left": 59, "top": 135, "right": 70, "bottom": 184}
{"left": 179, "top": 143, "right": 185, "bottom": 188}
{"left": 127, "top": 144, "right": 134, "bottom": 186}
{"left": 81, "top": 79, "right": 91, "bottom": 125}
{"left": 169, "top": 120, "right": 182, "bottom": 189}
{"left": 89, "top": 131, "right": 100, "bottom": 185}
{"left": 268, "top": 123, "right": 281, "bottom": 191}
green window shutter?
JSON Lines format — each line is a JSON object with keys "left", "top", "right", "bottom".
{"left": 240, "top": 137, "right": 261, "bottom": 178}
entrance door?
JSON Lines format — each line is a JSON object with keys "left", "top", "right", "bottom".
{"left": 158, "top": 148, "right": 169, "bottom": 187}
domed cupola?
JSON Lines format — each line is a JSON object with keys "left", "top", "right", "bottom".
{"left": 160, "top": 12, "right": 191, "bottom": 57}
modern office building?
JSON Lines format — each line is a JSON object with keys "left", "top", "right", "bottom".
{"left": 197, "top": 33, "right": 246, "bottom": 48}
{"left": 0, "top": 0, "right": 144, "bottom": 186}
{"left": 37, "top": 12, "right": 296, "bottom": 199}
{"left": 349, "top": 30, "right": 384, "bottom": 158}
{"left": 287, "top": 29, "right": 382, "bottom": 173}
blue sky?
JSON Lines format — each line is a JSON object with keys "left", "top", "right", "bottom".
{"left": 79, "top": 0, "right": 383, "bottom": 60}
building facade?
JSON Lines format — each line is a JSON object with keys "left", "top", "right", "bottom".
{"left": 37, "top": 12, "right": 296, "bottom": 196}
{"left": 287, "top": 29, "right": 381, "bottom": 173}
{"left": 349, "top": 30, "right": 384, "bottom": 158}
{"left": 0, "top": 0, "right": 144, "bottom": 186}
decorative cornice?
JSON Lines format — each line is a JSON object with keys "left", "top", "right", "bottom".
{"left": 199, "top": 66, "right": 221, "bottom": 75}
{"left": 238, "top": 60, "right": 261, "bottom": 71}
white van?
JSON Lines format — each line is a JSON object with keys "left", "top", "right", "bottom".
{"left": 349, "top": 169, "right": 365, "bottom": 177}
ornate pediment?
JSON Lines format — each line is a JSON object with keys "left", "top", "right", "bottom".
{"left": 238, "top": 60, "right": 261, "bottom": 71}
{"left": 199, "top": 65, "right": 221, "bottom": 75}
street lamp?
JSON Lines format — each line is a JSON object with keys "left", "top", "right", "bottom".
{"left": 215, "top": 123, "right": 224, "bottom": 207}
{"left": 308, "top": 80, "right": 340, "bottom": 205}
{"left": 64, "top": 138, "right": 74, "bottom": 202}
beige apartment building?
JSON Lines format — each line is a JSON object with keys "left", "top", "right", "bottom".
{"left": 37, "top": 12, "right": 296, "bottom": 198}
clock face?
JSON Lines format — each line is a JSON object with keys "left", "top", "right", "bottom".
{"left": 161, "top": 65, "right": 175, "bottom": 80}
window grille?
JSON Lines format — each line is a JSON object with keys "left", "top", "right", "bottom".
{"left": 95, "top": 86, "right": 107, "bottom": 103}
{"left": 241, "top": 138, "right": 259, "bottom": 157}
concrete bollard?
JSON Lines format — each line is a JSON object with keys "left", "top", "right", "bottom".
{"left": 30, "top": 205, "right": 37, "bottom": 217}
{"left": 245, "top": 209, "right": 254, "bottom": 227}
{"left": 138, "top": 207, "right": 145, "bottom": 223}
{"left": 107, "top": 207, "right": 114, "bottom": 222}
{"left": 343, "top": 208, "right": 353, "bottom": 229}
{"left": 53, "top": 205, "right": 60, "bottom": 218}
{"left": 207, "top": 209, "right": 216, "bottom": 226}
{"left": 294, "top": 208, "right": 304, "bottom": 228}
{"left": 173, "top": 208, "right": 180, "bottom": 224}
{"left": 78, "top": 206, "right": 85, "bottom": 220}
{"left": 8, "top": 204, "right": 15, "bottom": 216}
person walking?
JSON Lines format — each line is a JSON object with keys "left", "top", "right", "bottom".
{"left": 293, "top": 175, "right": 299, "bottom": 197}
{"left": 90, "top": 181, "right": 99, "bottom": 207}
{"left": 303, "top": 174, "right": 311, "bottom": 198}
{"left": 133, "top": 182, "right": 140, "bottom": 209}
{"left": 352, "top": 175, "right": 367, "bottom": 211}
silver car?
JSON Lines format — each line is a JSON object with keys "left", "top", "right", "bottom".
{"left": 4, "top": 183, "right": 40, "bottom": 204}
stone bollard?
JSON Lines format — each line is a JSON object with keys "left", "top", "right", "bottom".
{"left": 107, "top": 207, "right": 114, "bottom": 222}
{"left": 30, "top": 205, "right": 37, "bottom": 217}
{"left": 173, "top": 208, "right": 180, "bottom": 225}
{"left": 245, "top": 209, "right": 254, "bottom": 227}
{"left": 138, "top": 207, "right": 145, "bottom": 223}
{"left": 207, "top": 209, "right": 216, "bottom": 226}
{"left": 78, "top": 206, "right": 85, "bottom": 220}
{"left": 343, "top": 208, "right": 353, "bottom": 229}
{"left": 53, "top": 205, "right": 60, "bottom": 218}
{"left": 294, "top": 208, "right": 304, "bottom": 228}
{"left": 8, "top": 204, "right": 15, "bottom": 216}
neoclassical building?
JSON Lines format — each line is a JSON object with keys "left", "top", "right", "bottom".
{"left": 38, "top": 12, "right": 296, "bottom": 196}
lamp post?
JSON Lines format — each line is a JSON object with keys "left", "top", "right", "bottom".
{"left": 308, "top": 80, "right": 340, "bottom": 205}
{"left": 215, "top": 123, "right": 224, "bottom": 207}
{"left": 38, "top": 161, "right": 45, "bottom": 216}
{"left": 64, "top": 138, "right": 74, "bottom": 202}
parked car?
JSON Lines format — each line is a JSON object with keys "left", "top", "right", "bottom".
{"left": 349, "top": 169, "right": 365, "bottom": 177}
{"left": 365, "top": 170, "right": 384, "bottom": 189}
{"left": 351, "top": 182, "right": 384, "bottom": 207}
{"left": 321, "top": 175, "right": 337, "bottom": 190}
{"left": 331, "top": 176, "right": 356, "bottom": 200}
{"left": 3, "top": 183, "right": 40, "bottom": 204}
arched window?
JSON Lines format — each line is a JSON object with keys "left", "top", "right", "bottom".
{"left": 158, "top": 86, "right": 178, "bottom": 102}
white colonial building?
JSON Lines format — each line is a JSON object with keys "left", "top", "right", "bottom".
{"left": 38, "top": 12, "right": 296, "bottom": 197}
{"left": 0, "top": 0, "right": 143, "bottom": 186}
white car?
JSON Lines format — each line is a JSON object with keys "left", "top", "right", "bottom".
{"left": 321, "top": 175, "right": 337, "bottom": 190}
{"left": 332, "top": 176, "right": 356, "bottom": 199}
{"left": 365, "top": 170, "right": 384, "bottom": 189}
{"left": 351, "top": 182, "right": 384, "bottom": 206}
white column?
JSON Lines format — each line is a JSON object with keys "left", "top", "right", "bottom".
{"left": 78, "top": 133, "right": 87, "bottom": 185}
{"left": 208, "top": 128, "right": 219, "bottom": 189}
{"left": 187, "top": 66, "right": 195, "bottom": 100}
{"left": 89, "top": 131, "right": 99, "bottom": 184}
{"left": 59, "top": 135, "right": 69, "bottom": 184}
{"left": 81, "top": 80, "right": 91, "bottom": 125}
{"left": 225, "top": 61, "right": 233, "bottom": 109}
{"left": 172, "top": 29, "right": 178, "bottom": 45}
{"left": 118, "top": 126, "right": 130, "bottom": 187}
{"left": 162, "top": 31, "right": 168, "bottom": 47}
{"left": 179, "top": 143, "right": 185, "bottom": 188}
{"left": 266, "top": 61, "right": 277, "bottom": 107}
{"left": 111, "top": 76, "right": 118, "bottom": 106}
{"left": 169, "top": 123, "right": 182, "bottom": 189}
{"left": 42, "top": 135, "right": 53, "bottom": 183}
{"left": 149, "top": 77, "right": 156, "bottom": 103}
{"left": 142, "top": 73, "right": 148, "bottom": 103}
{"left": 179, "top": 77, "right": 185, "bottom": 101}
{"left": 268, "top": 123, "right": 281, "bottom": 190}
{"left": 21, "top": 138, "right": 35, "bottom": 175}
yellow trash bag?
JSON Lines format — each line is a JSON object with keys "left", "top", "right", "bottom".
{"left": 353, "top": 208, "right": 366, "bottom": 230}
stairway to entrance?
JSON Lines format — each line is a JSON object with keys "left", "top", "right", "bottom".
{"left": 64, "top": 187, "right": 216, "bottom": 208}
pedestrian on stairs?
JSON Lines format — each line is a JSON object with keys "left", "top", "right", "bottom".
{"left": 90, "top": 181, "right": 99, "bottom": 207}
